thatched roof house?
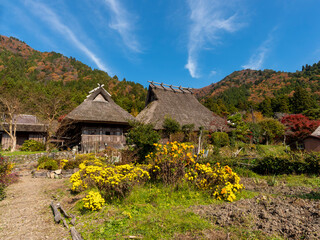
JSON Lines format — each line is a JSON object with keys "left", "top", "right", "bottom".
{"left": 58, "top": 85, "right": 135, "bottom": 152}
{"left": 136, "top": 82, "right": 228, "bottom": 131}
{"left": 0, "top": 114, "right": 47, "bottom": 150}
{"left": 304, "top": 125, "right": 320, "bottom": 152}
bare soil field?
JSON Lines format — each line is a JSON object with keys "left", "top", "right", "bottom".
{"left": 190, "top": 178, "right": 320, "bottom": 240}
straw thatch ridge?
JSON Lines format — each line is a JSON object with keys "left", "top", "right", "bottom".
{"left": 137, "top": 84, "right": 228, "bottom": 131}
{"left": 64, "top": 86, "right": 135, "bottom": 124}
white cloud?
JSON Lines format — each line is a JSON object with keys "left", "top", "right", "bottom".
{"left": 103, "top": 0, "right": 141, "bottom": 53}
{"left": 25, "top": 0, "right": 110, "bottom": 73}
{"left": 209, "top": 70, "right": 217, "bottom": 76}
{"left": 242, "top": 28, "right": 277, "bottom": 70}
{"left": 185, "top": 0, "right": 244, "bottom": 78}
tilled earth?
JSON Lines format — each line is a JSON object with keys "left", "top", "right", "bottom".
{"left": 191, "top": 178, "right": 320, "bottom": 240}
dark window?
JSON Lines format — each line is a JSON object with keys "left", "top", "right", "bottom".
{"left": 105, "top": 131, "right": 111, "bottom": 135}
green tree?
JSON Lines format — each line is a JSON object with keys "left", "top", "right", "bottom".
{"left": 259, "top": 97, "right": 273, "bottom": 117}
{"left": 302, "top": 108, "right": 320, "bottom": 120}
{"left": 162, "top": 116, "right": 180, "bottom": 138}
{"left": 181, "top": 124, "right": 195, "bottom": 141}
{"left": 126, "top": 122, "right": 161, "bottom": 163}
{"left": 227, "top": 113, "right": 249, "bottom": 141}
{"left": 258, "top": 118, "right": 284, "bottom": 145}
{"left": 247, "top": 122, "right": 262, "bottom": 144}
{"left": 272, "top": 95, "right": 290, "bottom": 113}
{"left": 290, "top": 86, "right": 317, "bottom": 113}
{"left": 211, "top": 132, "right": 229, "bottom": 147}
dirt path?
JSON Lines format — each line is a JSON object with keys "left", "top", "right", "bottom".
{"left": 0, "top": 171, "right": 69, "bottom": 240}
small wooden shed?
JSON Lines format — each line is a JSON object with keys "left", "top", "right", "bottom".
{"left": 57, "top": 85, "right": 135, "bottom": 152}
{"left": 136, "top": 82, "right": 228, "bottom": 131}
{"left": 304, "top": 126, "right": 320, "bottom": 152}
{"left": 0, "top": 115, "right": 47, "bottom": 150}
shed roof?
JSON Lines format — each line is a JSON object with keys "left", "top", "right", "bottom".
{"left": 0, "top": 114, "right": 47, "bottom": 133}
{"left": 311, "top": 125, "right": 320, "bottom": 137}
{"left": 64, "top": 85, "right": 135, "bottom": 125}
{"left": 136, "top": 84, "right": 228, "bottom": 131}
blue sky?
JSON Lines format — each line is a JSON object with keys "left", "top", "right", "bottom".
{"left": 1, "top": 0, "right": 320, "bottom": 88}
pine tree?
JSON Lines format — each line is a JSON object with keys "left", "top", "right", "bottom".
{"left": 259, "top": 97, "right": 273, "bottom": 117}
{"left": 290, "top": 86, "right": 316, "bottom": 113}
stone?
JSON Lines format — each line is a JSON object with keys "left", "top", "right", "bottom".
{"left": 54, "top": 169, "right": 62, "bottom": 175}
{"left": 33, "top": 172, "right": 47, "bottom": 178}
{"left": 50, "top": 172, "right": 55, "bottom": 179}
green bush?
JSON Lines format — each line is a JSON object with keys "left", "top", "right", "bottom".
{"left": 162, "top": 116, "right": 180, "bottom": 137}
{"left": 253, "top": 152, "right": 320, "bottom": 175}
{"left": 211, "top": 132, "right": 229, "bottom": 147}
{"left": 20, "top": 140, "right": 45, "bottom": 152}
{"left": 0, "top": 154, "right": 17, "bottom": 200}
{"left": 126, "top": 122, "right": 161, "bottom": 163}
{"left": 37, "top": 156, "right": 58, "bottom": 170}
{"left": 0, "top": 183, "right": 5, "bottom": 201}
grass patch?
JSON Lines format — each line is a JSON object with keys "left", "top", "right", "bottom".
{"left": 1, "top": 151, "right": 46, "bottom": 156}
{"left": 74, "top": 183, "right": 255, "bottom": 239}
{"left": 256, "top": 144, "right": 288, "bottom": 157}
{"left": 276, "top": 174, "right": 320, "bottom": 188}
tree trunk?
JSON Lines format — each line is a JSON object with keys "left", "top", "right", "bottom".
{"left": 10, "top": 136, "right": 16, "bottom": 152}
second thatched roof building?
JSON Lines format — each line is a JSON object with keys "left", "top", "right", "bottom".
{"left": 136, "top": 82, "right": 228, "bottom": 131}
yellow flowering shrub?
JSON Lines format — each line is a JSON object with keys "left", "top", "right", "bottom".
{"left": 146, "top": 142, "right": 200, "bottom": 185}
{"left": 185, "top": 163, "right": 244, "bottom": 202}
{"left": 83, "top": 191, "right": 105, "bottom": 211}
{"left": 70, "top": 158, "right": 150, "bottom": 200}
{"left": 59, "top": 159, "right": 69, "bottom": 169}
{"left": 145, "top": 142, "right": 243, "bottom": 202}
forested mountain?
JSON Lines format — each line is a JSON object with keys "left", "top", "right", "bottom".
{"left": 2, "top": 34, "right": 320, "bottom": 121}
{"left": 194, "top": 65, "right": 320, "bottom": 117}
{"left": 0, "top": 35, "right": 147, "bottom": 117}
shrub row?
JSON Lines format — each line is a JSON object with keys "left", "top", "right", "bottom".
{"left": 253, "top": 152, "right": 320, "bottom": 175}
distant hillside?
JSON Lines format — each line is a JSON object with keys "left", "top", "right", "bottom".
{"left": 194, "top": 64, "right": 320, "bottom": 115}
{"left": 0, "top": 35, "right": 147, "bottom": 116}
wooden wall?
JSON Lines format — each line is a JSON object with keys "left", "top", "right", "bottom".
{"left": 304, "top": 137, "right": 320, "bottom": 152}
{"left": 81, "top": 126, "right": 126, "bottom": 153}
{"left": 0, "top": 132, "right": 46, "bottom": 150}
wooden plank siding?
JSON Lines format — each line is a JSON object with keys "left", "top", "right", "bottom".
{"left": 81, "top": 126, "right": 126, "bottom": 152}
{"left": 0, "top": 132, "right": 46, "bottom": 150}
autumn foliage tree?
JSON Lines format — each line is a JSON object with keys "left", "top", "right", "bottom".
{"left": 281, "top": 114, "right": 320, "bottom": 148}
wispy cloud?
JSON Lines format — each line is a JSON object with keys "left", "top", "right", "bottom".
{"left": 25, "top": 0, "right": 110, "bottom": 73}
{"left": 185, "top": 0, "right": 244, "bottom": 78}
{"left": 103, "top": 0, "right": 141, "bottom": 53}
{"left": 242, "top": 29, "right": 276, "bottom": 70}
{"left": 209, "top": 70, "right": 217, "bottom": 76}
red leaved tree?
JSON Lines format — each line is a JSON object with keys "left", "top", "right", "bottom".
{"left": 281, "top": 114, "right": 320, "bottom": 149}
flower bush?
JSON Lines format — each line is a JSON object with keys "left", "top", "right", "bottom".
{"left": 0, "top": 155, "right": 18, "bottom": 200}
{"left": 146, "top": 142, "right": 198, "bottom": 185}
{"left": 70, "top": 158, "right": 150, "bottom": 204}
{"left": 185, "top": 163, "right": 243, "bottom": 202}
{"left": 147, "top": 142, "right": 243, "bottom": 202}
{"left": 83, "top": 191, "right": 105, "bottom": 211}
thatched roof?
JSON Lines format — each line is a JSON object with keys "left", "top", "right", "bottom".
{"left": 0, "top": 114, "right": 47, "bottom": 132}
{"left": 64, "top": 85, "right": 135, "bottom": 125}
{"left": 311, "top": 126, "right": 320, "bottom": 137}
{"left": 136, "top": 84, "right": 228, "bottom": 131}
